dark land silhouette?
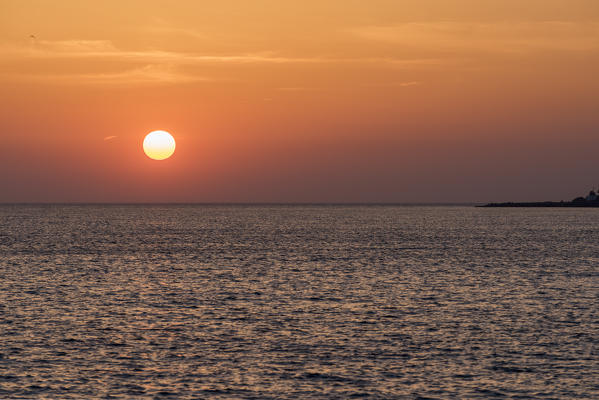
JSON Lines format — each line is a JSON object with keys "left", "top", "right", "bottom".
{"left": 482, "top": 190, "right": 599, "bottom": 207}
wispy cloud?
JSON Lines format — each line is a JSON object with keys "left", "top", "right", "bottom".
{"left": 103, "top": 136, "right": 117, "bottom": 141}
{"left": 350, "top": 21, "right": 599, "bottom": 53}
{"left": 33, "top": 39, "right": 116, "bottom": 53}
{"left": 276, "top": 86, "right": 321, "bottom": 91}
{"left": 142, "top": 26, "right": 209, "bottom": 40}
{"left": 138, "top": 18, "right": 210, "bottom": 40}
{"left": 3, "top": 39, "right": 443, "bottom": 66}
{"left": 0, "top": 38, "right": 445, "bottom": 84}
{"left": 363, "top": 81, "right": 422, "bottom": 88}
{"left": 8, "top": 40, "right": 328, "bottom": 64}
{"left": 4, "top": 64, "right": 211, "bottom": 85}
{"left": 396, "top": 81, "right": 421, "bottom": 87}
{"left": 276, "top": 81, "right": 422, "bottom": 93}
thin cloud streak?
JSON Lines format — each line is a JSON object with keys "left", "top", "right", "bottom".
{"left": 350, "top": 21, "right": 599, "bottom": 53}
{"left": 276, "top": 87, "right": 322, "bottom": 91}
{"left": 2, "top": 40, "right": 443, "bottom": 66}
{"left": 3, "top": 64, "right": 212, "bottom": 85}
{"left": 0, "top": 39, "right": 444, "bottom": 84}
{"left": 362, "top": 81, "right": 422, "bottom": 88}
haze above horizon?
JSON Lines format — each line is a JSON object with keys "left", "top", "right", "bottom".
{"left": 2, "top": 0, "right": 599, "bottom": 203}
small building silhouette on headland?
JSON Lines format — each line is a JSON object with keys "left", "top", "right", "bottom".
{"left": 573, "top": 189, "right": 599, "bottom": 204}
{"left": 586, "top": 190, "right": 598, "bottom": 202}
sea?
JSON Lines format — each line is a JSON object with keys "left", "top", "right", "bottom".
{"left": 0, "top": 205, "right": 597, "bottom": 399}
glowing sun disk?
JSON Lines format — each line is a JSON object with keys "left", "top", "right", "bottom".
{"left": 143, "top": 130, "right": 176, "bottom": 160}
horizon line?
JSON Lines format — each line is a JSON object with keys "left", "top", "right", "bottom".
{"left": 0, "top": 202, "right": 479, "bottom": 206}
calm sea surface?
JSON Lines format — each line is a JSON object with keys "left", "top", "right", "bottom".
{"left": 0, "top": 205, "right": 597, "bottom": 399}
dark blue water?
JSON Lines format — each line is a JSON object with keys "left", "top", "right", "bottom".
{"left": 0, "top": 205, "right": 597, "bottom": 398}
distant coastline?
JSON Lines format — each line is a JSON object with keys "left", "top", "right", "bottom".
{"left": 481, "top": 201, "right": 599, "bottom": 207}
{"left": 481, "top": 189, "right": 599, "bottom": 207}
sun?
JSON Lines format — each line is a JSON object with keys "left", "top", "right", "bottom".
{"left": 143, "top": 130, "right": 176, "bottom": 160}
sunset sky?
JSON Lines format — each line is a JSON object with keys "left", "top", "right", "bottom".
{"left": 2, "top": 0, "right": 599, "bottom": 203}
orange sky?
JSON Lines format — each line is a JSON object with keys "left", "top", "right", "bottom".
{"left": 2, "top": 0, "right": 599, "bottom": 202}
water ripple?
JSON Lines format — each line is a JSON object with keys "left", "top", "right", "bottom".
{"left": 0, "top": 205, "right": 597, "bottom": 398}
